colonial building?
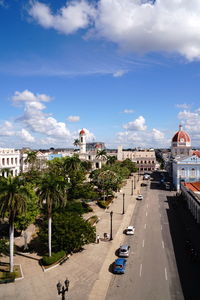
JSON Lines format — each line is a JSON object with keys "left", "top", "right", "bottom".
{"left": 117, "top": 146, "right": 156, "bottom": 173}
{"left": 171, "top": 124, "right": 192, "bottom": 158}
{"left": 0, "top": 148, "right": 20, "bottom": 177}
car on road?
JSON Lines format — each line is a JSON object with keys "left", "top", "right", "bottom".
{"left": 136, "top": 194, "right": 143, "bottom": 200}
{"left": 118, "top": 244, "right": 130, "bottom": 257}
{"left": 113, "top": 258, "right": 127, "bottom": 274}
{"left": 141, "top": 182, "right": 148, "bottom": 186}
{"left": 124, "top": 226, "right": 135, "bottom": 235}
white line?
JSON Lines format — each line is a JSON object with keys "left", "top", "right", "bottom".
{"left": 142, "top": 240, "right": 145, "bottom": 247}
{"left": 146, "top": 211, "right": 148, "bottom": 216}
{"left": 140, "top": 264, "right": 142, "bottom": 277}
{"left": 144, "top": 223, "right": 147, "bottom": 229}
{"left": 162, "top": 241, "right": 165, "bottom": 248}
{"left": 147, "top": 204, "right": 149, "bottom": 209}
{"left": 161, "top": 225, "right": 162, "bottom": 231}
{"left": 165, "top": 268, "right": 168, "bottom": 280}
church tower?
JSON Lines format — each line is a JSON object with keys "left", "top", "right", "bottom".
{"left": 171, "top": 125, "right": 192, "bottom": 158}
{"left": 79, "top": 129, "right": 86, "bottom": 153}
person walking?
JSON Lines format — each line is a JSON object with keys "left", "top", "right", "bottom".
{"left": 96, "top": 235, "right": 100, "bottom": 244}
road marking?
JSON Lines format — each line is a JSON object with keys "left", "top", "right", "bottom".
{"left": 165, "top": 268, "right": 168, "bottom": 280}
{"left": 142, "top": 240, "right": 145, "bottom": 247}
{"left": 146, "top": 211, "right": 148, "bottom": 216}
{"left": 147, "top": 204, "right": 149, "bottom": 209}
{"left": 161, "top": 225, "right": 162, "bottom": 230}
{"left": 162, "top": 241, "right": 165, "bottom": 248}
{"left": 140, "top": 264, "right": 142, "bottom": 277}
{"left": 144, "top": 223, "right": 147, "bottom": 229}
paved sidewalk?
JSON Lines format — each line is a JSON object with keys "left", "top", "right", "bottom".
{"left": 0, "top": 175, "right": 142, "bottom": 300}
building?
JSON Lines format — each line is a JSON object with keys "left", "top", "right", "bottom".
{"left": 181, "top": 181, "right": 200, "bottom": 223}
{"left": 172, "top": 155, "right": 200, "bottom": 190}
{"left": 86, "top": 142, "right": 105, "bottom": 152}
{"left": 0, "top": 148, "right": 20, "bottom": 177}
{"left": 117, "top": 146, "right": 156, "bottom": 173}
{"left": 171, "top": 124, "right": 192, "bottom": 158}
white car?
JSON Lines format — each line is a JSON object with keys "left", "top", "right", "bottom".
{"left": 136, "top": 194, "right": 143, "bottom": 200}
{"left": 125, "top": 226, "right": 135, "bottom": 235}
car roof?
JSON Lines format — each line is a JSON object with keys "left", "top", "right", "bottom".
{"left": 115, "top": 258, "right": 126, "bottom": 264}
{"left": 120, "top": 244, "right": 129, "bottom": 250}
{"left": 127, "top": 226, "right": 134, "bottom": 229}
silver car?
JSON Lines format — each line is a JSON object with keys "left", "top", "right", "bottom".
{"left": 118, "top": 245, "right": 130, "bottom": 257}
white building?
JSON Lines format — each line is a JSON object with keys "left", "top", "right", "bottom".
{"left": 117, "top": 146, "right": 156, "bottom": 173}
{"left": 0, "top": 148, "right": 20, "bottom": 177}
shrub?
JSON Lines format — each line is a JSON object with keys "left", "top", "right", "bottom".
{"left": 87, "top": 215, "right": 99, "bottom": 226}
{"left": 41, "top": 250, "right": 66, "bottom": 266}
{"left": 97, "top": 200, "right": 108, "bottom": 209}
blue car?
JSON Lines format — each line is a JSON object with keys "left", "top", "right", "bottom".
{"left": 113, "top": 258, "right": 127, "bottom": 274}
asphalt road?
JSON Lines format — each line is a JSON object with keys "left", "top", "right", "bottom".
{"left": 106, "top": 173, "right": 184, "bottom": 300}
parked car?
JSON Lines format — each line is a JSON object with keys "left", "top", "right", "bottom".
{"left": 113, "top": 258, "right": 127, "bottom": 274}
{"left": 141, "top": 183, "right": 148, "bottom": 187}
{"left": 136, "top": 194, "right": 143, "bottom": 200}
{"left": 118, "top": 244, "right": 130, "bottom": 257}
{"left": 124, "top": 226, "right": 135, "bottom": 235}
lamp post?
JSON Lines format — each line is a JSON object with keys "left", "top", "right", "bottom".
{"left": 131, "top": 179, "right": 133, "bottom": 195}
{"left": 110, "top": 211, "right": 113, "bottom": 240}
{"left": 122, "top": 193, "right": 125, "bottom": 215}
{"left": 57, "top": 278, "right": 70, "bottom": 300}
{"left": 134, "top": 175, "right": 136, "bottom": 190}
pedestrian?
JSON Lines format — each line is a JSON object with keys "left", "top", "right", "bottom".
{"left": 96, "top": 235, "right": 100, "bottom": 244}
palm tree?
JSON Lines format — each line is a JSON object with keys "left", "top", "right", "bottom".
{"left": 63, "top": 155, "right": 82, "bottom": 173}
{"left": 73, "top": 139, "right": 80, "bottom": 148}
{"left": 96, "top": 149, "right": 108, "bottom": 160}
{"left": 0, "top": 176, "right": 31, "bottom": 272}
{"left": 24, "top": 151, "right": 38, "bottom": 170}
{"left": 37, "top": 173, "right": 67, "bottom": 256}
{"left": 106, "top": 155, "right": 117, "bottom": 165}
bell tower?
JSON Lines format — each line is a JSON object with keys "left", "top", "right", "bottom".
{"left": 79, "top": 129, "right": 86, "bottom": 153}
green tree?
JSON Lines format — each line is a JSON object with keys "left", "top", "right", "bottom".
{"left": 15, "top": 183, "right": 39, "bottom": 231}
{"left": 0, "top": 176, "right": 31, "bottom": 272}
{"left": 37, "top": 173, "right": 67, "bottom": 256}
{"left": 96, "top": 170, "right": 120, "bottom": 199}
{"left": 95, "top": 149, "right": 108, "bottom": 160}
{"left": 24, "top": 151, "right": 38, "bottom": 171}
{"left": 106, "top": 155, "right": 117, "bottom": 166}
{"left": 73, "top": 139, "right": 80, "bottom": 148}
{"left": 39, "top": 211, "right": 96, "bottom": 253}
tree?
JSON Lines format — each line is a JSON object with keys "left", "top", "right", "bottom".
{"left": 96, "top": 170, "right": 120, "bottom": 199}
{"left": 37, "top": 173, "right": 67, "bottom": 256}
{"left": 38, "top": 211, "right": 96, "bottom": 254}
{"left": 0, "top": 176, "right": 31, "bottom": 272}
{"left": 24, "top": 151, "right": 38, "bottom": 171}
{"left": 96, "top": 149, "right": 108, "bottom": 160}
{"left": 106, "top": 155, "right": 117, "bottom": 166}
{"left": 73, "top": 139, "right": 80, "bottom": 148}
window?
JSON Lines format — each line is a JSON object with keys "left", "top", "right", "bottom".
{"left": 7, "top": 158, "right": 9, "bottom": 165}
{"left": 191, "top": 168, "right": 196, "bottom": 177}
{"left": 15, "top": 158, "right": 17, "bottom": 164}
{"left": 180, "top": 168, "right": 185, "bottom": 177}
{"left": 11, "top": 158, "right": 13, "bottom": 164}
{"left": 2, "top": 158, "right": 5, "bottom": 165}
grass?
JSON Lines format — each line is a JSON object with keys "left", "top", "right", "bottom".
{"left": 0, "top": 263, "right": 22, "bottom": 282}
{"left": 87, "top": 215, "right": 99, "bottom": 226}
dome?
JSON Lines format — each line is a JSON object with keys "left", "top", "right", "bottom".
{"left": 80, "top": 129, "right": 85, "bottom": 135}
{"left": 172, "top": 125, "right": 190, "bottom": 143}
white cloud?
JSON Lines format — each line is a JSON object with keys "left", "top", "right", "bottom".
{"left": 113, "top": 70, "right": 127, "bottom": 77}
{"left": 176, "top": 103, "right": 190, "bottom": 109}
{"left": 0, "top": 121, "right": 14, "bottom": 136}
{"left": 29, "top": 0, "right": 200, "bottom": 61}
{"left": 12, "top": 90, "right": 51, "bottom": 104}
{"left": 29, "top": 1, "right": 96, "bottom": 34}
{"left": 123, "top": 116, "right": 147, "bottom": 131}
{"left": 18, "top": 129, "right": 35, "bottom": 143}
{"left": 178, "top": 109, "right": 200, "bottom": 133}
{"left": 67, "top": 115, "right": 80, "bottom": 122}
{"left": 123, "top": 109, "right": 134, "bottom": 114}
{"left": 77, "top": 128, "right": 96, "bottom": 141}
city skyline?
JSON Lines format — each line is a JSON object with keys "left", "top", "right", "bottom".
{"left": 1, "top": 0, "right": 200, "bottom": 149}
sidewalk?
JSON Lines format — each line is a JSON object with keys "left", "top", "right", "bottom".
{"left": 0, "top": 175, "right": 142, "bottom": 300}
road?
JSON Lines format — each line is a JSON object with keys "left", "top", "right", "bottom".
{"left": 106, "top": 172, "right": 184, "bottom": 300}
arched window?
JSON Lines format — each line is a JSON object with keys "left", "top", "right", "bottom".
{"left": 180, "top": 168, "right": 185, "bottom": 177}
{"left": 191, "top": 168, "right": 196, "bottom": 177}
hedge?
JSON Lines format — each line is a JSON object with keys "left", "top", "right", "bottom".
{"left": 41, "top": 250, "right": 66, "bottom": 266}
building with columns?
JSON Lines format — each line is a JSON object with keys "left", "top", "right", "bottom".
{"left": 0, "top": 148, "right": 20, "bottom": 177}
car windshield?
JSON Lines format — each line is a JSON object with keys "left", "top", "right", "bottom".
{"left": 127, "top": 229, "right": 132, "bottom": 231}
{"left": 121, "top": 249, "right": 127, "bottom": 252}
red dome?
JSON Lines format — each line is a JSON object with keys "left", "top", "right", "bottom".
{"left": 80, "top": 129, "right": 85, "bottom": 135}
{"left": 172, "top": 125, "right": 190, "bottom": 143}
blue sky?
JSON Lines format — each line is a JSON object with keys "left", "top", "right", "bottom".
{"left": 1, "top": 0, "right": 200, "bottom": 149}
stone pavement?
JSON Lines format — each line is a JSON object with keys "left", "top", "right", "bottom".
{"left": 0, "top": 175, "right": 142, "bottom": 300}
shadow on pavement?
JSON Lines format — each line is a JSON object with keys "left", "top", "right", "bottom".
{"left": 165, "top": 194, "right": 200, "bottom": 300}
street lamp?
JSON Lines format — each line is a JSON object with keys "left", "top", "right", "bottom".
{"left": 131, "top": 179, "right": 133, "bottom": 195}
{"left": 122, "top": 193, "right": 125, "bottom": 215}
{"left": 110, "top": 211, "right": 113, "bottom": 240}
{"left": 57, "top": 278, "right": 70, "bottom": 300}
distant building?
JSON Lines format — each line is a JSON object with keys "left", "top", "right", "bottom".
{"left": 117, "top": 146, "right": 156, "bottom": 173}
{"left": 0, "top": 148, "right": 20, "bottom": 177}
{"left": 181, "top": 181, "right": 200, "bottom": 223}
{"left": 86, "top": 142, "right": 105, "bottom": 152}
